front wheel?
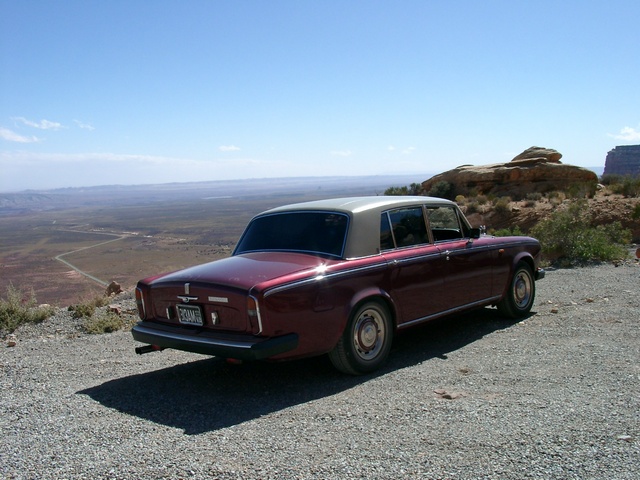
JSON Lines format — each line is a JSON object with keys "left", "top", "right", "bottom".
{"left": 329, "top": 301, "right": 393, "bottom": 375}
{"left": 497, "top": 262, "right": 535, "bottom": 319}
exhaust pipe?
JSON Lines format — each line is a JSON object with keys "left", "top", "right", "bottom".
{"left": 135, "top": 344, "right": 165, "bottom": 355}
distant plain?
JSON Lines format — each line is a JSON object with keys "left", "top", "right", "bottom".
{"left": 0, "top": 175, "right": 420, "bottom": 306}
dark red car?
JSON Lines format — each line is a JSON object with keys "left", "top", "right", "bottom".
{"left": 132, "top": 196, "right": 544, "bottom": 374}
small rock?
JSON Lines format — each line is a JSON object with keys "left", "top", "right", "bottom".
{"left": 105, "top": 281, "right": 123, "bottom": 296}
{"left": 108, "top": 304, "right": 122, "bottom": 315}
{"left": 434, "top": 389, "right": 463, "bottom": 400}
{"left": 586, "top": 298, "right": 594, "bottom": 303}
{"left": 7, "top": 334, "right": 17, "bottom": 347}
{"left": 551, "top": 308, "right": 559, "bottom": 314}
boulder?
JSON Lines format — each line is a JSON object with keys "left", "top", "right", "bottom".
{"left": 422, "top": 147, "right": 598, "bottom": 200}
{"left": 105, "top": 281, "right": 123, "bottom": 296}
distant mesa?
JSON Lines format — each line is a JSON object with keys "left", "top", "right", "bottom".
{"left": 603, "top": 145, "right": 640, "bottom": 177}
{"left": 421, "top": 146, "right": 598, "bottom": 199}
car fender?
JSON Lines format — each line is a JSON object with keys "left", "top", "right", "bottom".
{"left": 347, "top": 287, "right": 398, "bottom": 329}
{"left": 499, "top": 252, "right": 535, "bottom": 298}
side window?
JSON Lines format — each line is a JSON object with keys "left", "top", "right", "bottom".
{"left": 427, "top": 206, "right": 463, "bottom": 242}
{"left": 386, "top": 207, "right": 428, "bottom": 248}
{"left": 380, "top": 213, "right": 394, "bottom": 250}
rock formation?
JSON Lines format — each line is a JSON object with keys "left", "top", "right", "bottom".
{"left": 422, "top": 146, "right": 598, "bottom": 200}
{"left": 603, "top": 145, "right": 640, "bottom": 177}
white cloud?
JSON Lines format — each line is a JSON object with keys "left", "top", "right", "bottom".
{"left": 13, "top": 117, "right": 64, "bottom": 130}
{"left": 219, "top": 145, "right": 241, "bottom": 152}
{"left": 74, "top": 119, "right": 95, "bottom": 131}
{"left": 330, "top": 149, "right": 352, "bottom": 157}
{"left": 0, "top": 127, "right": 40, "bottom": 143}
{"left": 608, "top": 126, "right": 640, "bottom": 141}
{"left": 388, "top": 145, "right": 416, "bottom": 154}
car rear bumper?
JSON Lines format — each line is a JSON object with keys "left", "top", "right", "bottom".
{"left": 131, "top": 322, "right": 299, "bottom": 360}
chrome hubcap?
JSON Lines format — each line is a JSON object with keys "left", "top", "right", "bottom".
{"left": 514, "top": 271, "right": 532, "bottom": 309}
{"left": 353, "top": 309, "right": 385, "bottom": 360}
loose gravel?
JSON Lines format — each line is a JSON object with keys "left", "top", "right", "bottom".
{"left": 1, "top": 262, "right": 639, "bottom": 479}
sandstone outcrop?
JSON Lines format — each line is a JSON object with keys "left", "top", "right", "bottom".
{"left": 422, "top": 147, "right": 598, "bottom": 200}
{"left": 603, "top": 145, "right": 640, "bottom": 177}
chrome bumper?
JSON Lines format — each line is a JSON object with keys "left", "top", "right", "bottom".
{"left": 132, "top": 322, "right": 298, "bottom": 360}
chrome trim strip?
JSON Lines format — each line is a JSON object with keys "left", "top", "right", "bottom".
{"left": 263, "top": 262, "right": 388, "bottom": 297}
{"left": 398, "top": 296, "right": 502, "bottom": 329}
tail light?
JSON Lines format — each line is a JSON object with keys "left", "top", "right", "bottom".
{"left": 135, "top": 287, "right": 147, "bottom": 320}
{"left": 247, "top": 295, "right": 262, "bottom": 334}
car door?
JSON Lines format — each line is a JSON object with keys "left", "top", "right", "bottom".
{"left": 426, "top": 205, "right": 494, "bottom": 309}
{"left": 380, "top": 207, "right": 449, "bottom": 323}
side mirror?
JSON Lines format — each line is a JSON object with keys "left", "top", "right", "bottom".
{"left": 469, "top": 228, "right": 481, "bottom": 239}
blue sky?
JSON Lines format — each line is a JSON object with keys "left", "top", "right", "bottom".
{"left": 1, "top": 0, "right": 639, "bottom": 192}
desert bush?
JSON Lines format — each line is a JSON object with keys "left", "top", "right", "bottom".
{"left": 82, "top": 311, "right": 129, "bottom": 334}
{"left": 493, "top": 197, "right": 512, "bottom": 215}
{"left": 600, "top": 174, "right": 624, "bottom": 186}
{"left": 384, "top": 183, "right": 423, "bottom": 196}
{"left": 492, "top": 226, "right": 524, "bottom": 237}
{"left": 615, "top": 177, "right": 640, "bottom": 198}
{"left": 69, "top": 295, "right": 110, "bottom": 319}
{"left": 526, "top": 192, "right": 543, "bottom": 202}
{"left": 455, "top": 195, "right": 466, "bottom": 204}
{"left": 601, "top": 174, "right": 640, "bottom": 197}
{"left": 475, "top": 195, "right": 488, "bottom": 205}
{"left": 632, "top": 203, "right": 640, "bottom": 220}
{"left": 0, "top": 284, "right": 55, "bottom": 333}
{"left": 531, "top": 200, "right": 631, "bottom": 266}
{"left": 427, "top": 181, "right": 452, "bottom": 199}
{"left": 465, "top": 201, "right": 479, "bottom": 214}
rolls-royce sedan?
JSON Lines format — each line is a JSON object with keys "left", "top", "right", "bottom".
{"left": 132, "top": 196, "right": 544, "bottom": 374}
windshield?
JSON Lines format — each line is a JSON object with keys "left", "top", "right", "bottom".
{"left": 234, "top": 211, "right": 349, "bottom": 258}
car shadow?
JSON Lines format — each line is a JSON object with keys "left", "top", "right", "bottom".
{"left": 78, "top": 308, "right": 531, "bottom": 435}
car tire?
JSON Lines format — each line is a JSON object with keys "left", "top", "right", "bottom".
{"left": 497, "top": 262, "right": 535, "bottom": 319}
{"left": 329, "top": 301, "right": 393, "bottom": 375}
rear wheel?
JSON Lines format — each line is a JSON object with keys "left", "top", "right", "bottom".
{"left": 497, "top": 262, "right": 535, "bottom": 318}
{"left": 329, "top": 301, "right": 393, "bottom": 375}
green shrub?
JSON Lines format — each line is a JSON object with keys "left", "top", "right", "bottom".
{"left": 602, "top": 174, "right": 640, "bottom": 197}
{"left": 0, "top": 284, "right": 55, "bottom": 333}
{"left": 492, "top": 226, "right": 524, "bottom": 237}
{"left": 526, "top": 192, "right": 543, "bottom": 202}
{"left": 530, "top": 200, "right": 631, "bottom": 266}
{"left": 427, "top": 181, "right": 452, "bottom": 199}
{"left": 600, "top": 174, "right": 624, "bottom": 186}
{"left": 82, "top": 311, "right": 128, "bottom": 334}
{"left": 632, "top": 203, "right": 640, "bottom": 220}
{"left": 476, "top": 195, "right": 488, "bottom": 205}
{"left": 465, "top": 201, "right": 479, "bottom": 214}
{"left": 493, "top": 197, "right": 512, "bottom": 215}
{"left": 69, "top": 295, "right": 110, "bottom": 319}
{"left": 384, "top": 183, "right": 423, "bottom": 196}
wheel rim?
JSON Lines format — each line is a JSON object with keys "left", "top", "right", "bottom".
{"left": 513, "top": 269, "right": 532, "bottom": 309}
{"left": 352, "top": 308, "right": 386, "bottom": 361}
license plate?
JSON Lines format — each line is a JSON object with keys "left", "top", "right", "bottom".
{"left": 177, "top": 304, "right": 203, "bottom": 326}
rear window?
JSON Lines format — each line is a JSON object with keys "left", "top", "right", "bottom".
{"left": 234, "top": 212, "right": 349, "bottom": 258}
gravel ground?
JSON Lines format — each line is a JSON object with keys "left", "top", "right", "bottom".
{"left": 1, "top": 262, "right": 639, "bottom": 479}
